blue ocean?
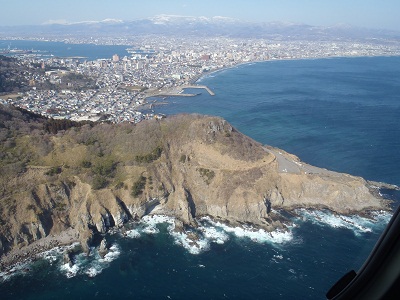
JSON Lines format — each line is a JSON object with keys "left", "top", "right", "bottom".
{"left": 1, "top": 43, "right": 400, "bottom": 299}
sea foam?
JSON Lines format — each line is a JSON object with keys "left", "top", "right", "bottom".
{"left": 295, "top": 209, "right": 392, "bottom": 236}
{"left": 200, "top": 216, "right": 293, "bottom": 245}
{"left": 59, "top": 243, "right": 121, "bottom": 279}
{"left": 0, "top": 243, "right": 82, "bottom": 282}
{"left": 123, "top": 214, "right": 294, "bottom": 254}
{"left": 0, "top": 260, "right": 33, "bottom": 283}
{"left": 169, "top": 230, "right": 210, "bottom": 255}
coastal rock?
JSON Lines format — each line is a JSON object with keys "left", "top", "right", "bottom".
{"left": 0, "top": 238, "right": 3, "bottom": 257}
{"left": 63, "top": 251, "right": 74, "bottom": 267}
{"left": 98, "top": 238, "right": 108, "bottom": 258}
{"left": 112, "top": 208, "right": 129, "bottom": 228}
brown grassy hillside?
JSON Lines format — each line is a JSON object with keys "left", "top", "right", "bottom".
{"left": 0, "top": 104, "right": 389, "bottom": 259}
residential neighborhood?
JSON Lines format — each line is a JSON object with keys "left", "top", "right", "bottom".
{"left": 2, "top": 36, "right": 400, "bottom": 123}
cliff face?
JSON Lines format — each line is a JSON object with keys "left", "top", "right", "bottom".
{"left": 0, "top": 105, "right": 389, "bottom": 257}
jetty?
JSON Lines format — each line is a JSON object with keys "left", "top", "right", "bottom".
{"left": 182, "top": 85, "right": 215, "bottom": 96}
{"left": 144, "top": 84, "right": 215, "bottom": 99}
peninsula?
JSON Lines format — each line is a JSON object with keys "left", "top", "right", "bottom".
{"left": 0, "top": 104, "right": 393, "bottom": 269}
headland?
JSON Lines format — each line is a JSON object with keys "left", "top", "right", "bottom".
{"left": 0, "top": 104, "right": 395, "bottom": 271}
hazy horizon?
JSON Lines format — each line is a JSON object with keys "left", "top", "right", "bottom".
{"left": 1, "top": 0, "right": 400, "bottom": 31}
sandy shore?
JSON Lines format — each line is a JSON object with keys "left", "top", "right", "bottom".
{"left": 0, "top": 227, "right": 80, "bottom": 270}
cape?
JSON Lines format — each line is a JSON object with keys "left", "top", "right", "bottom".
{"left": 0, "top": 104, "right": 390, "bottom": 265}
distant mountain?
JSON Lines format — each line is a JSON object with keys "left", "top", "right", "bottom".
{"left": 1, "top": 14, "right": 400, "bottom": 41}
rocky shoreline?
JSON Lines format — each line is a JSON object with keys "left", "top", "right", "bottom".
{"left": 0, "top": 228, "right": 79, "bottom": 272}
{"left": 0, "top": 108, "right": 397, "bottom": 278}
{"left": 1, "top": 198, "right": 396, "bottom": 276}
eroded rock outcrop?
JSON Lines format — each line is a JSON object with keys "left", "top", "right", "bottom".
{"left": 0, "top": 105, "right": 392, "bottom": 260}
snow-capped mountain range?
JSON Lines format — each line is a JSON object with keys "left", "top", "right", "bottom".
{"left": 1, "top": 14, "right": 399, "bottom": 41}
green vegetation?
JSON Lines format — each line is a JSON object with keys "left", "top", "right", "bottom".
{"left": 63, "top": 73, "right": 85, "bottom": 81}
{"left": 55, "top": 202, "right": 67, "bottom": 211}
{"left": 45, "top": 166, "right": 62, "bottom": 176}
{"left": 26, "top": 204, "right": 36, "bottom": 211}
{"left": 114, "top": 181, "right": 125, "bottom": 189}
{"left": 44, "top": 118, "right": 94, "bottom": 134}
{"left": 198, "top": 168, "right": 215, "bottom": 185}
{"left": 92, "top": 175, "right": 108, "bottom": 190}
{"left": 131, "top": 175, "right": 146, "bottom": 197}
{"left": 81, "top": 160, "right": 92, "bottom": 168}
{"left": 0, "top": 56, "right": 28, "bottom": 93}
{"left": 84, "top": 136, "right": 97, "bottom": 146}
{"left": 92, "top": 158, "right": 115, "bottom": 176}
{"left": 135, "top": 146, "right": 163, "bottom": 163}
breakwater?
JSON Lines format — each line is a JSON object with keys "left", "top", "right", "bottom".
{"left": 145, "top": 85, "right": 215, "bottom": 99}
{"left": 182, "top": 85, "right": 215, "bottom": 96}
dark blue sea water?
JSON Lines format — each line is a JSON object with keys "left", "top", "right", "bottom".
{"left": 157, "top": 57, "right": 400, "bottom": 185}
{"left": 1, "top": 50, "right": 400, "bottom": 299}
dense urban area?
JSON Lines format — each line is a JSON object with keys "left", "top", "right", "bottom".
{"left": 2, "top": 36, "right": 400, "bottom": 123}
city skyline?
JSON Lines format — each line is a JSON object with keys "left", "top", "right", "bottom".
{"left": 1, "top": 0, "right": 400, "bottom": 31}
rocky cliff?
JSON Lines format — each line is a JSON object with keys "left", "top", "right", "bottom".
{"left": 0, "top": 104, "right": 390, "bottom": 259}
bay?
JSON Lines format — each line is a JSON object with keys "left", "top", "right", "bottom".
{"left": 0, "top": 40, "right": 129, "bottom": 60}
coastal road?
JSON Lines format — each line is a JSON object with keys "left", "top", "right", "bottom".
{"left": 265, "top": 148, "right": 301, "bottom": 174}
{"left": 264, "top": 147, "right": 341, "bottom": 176}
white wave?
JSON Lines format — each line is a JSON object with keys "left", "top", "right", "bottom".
{"left": 60, "top": 261, "right": 80, "bottom": 278}
{"left": 170, "top": 230, "right": 210, "bottom": 255}
{"left": 271, "top": 253, "right": 284, "bottom": 264}
{"left": 0, "top": 272, "right": 12, "bottom": 282}
{"left": 100, "top": 244, "right": 121, "bottom": 263}
{"left": 131, "top": 214, "right": 292, "bottom": 253}
{"left": 199, "top": 226, "right": 230, "bottom": 244}
{"left": 128, "top": 214, "right": 293, "bottom": 254}
{"left": 135, "top": 215, "right": 211, "bottom": 254}
{"left": 39, "top": 242, "right": 81, "bottom": 264}
{"left": 85, "top": 266, "right": 102, "bottom": 278}
{"left": 1, "top": 243, "right": 83, "bottom": 282}
{"left": 339, "top": 215, "right": 372, "bottom": 233}
{"left": 200, "top": 216, "right": 293, "bottom": 245}
{"left": 139, "top": 215, "right": 175, "bottom": 235}
{"left": 39, "top": 247, "right": 64, "bottom": 264}
{"left": 295, "top": 209, "right": 391, "bottom": 236}
{"left": 142, "top": 226, "right": 160, "bottom": 234}
{"left": 58, "top": 243, "right": 120, "bottom": 279}
{"left": 197, "top": 74, "right": 213, "bottom": 82}
{"left": 83, "top": 243, "right": 120, "bottom": 277}
{"left": 141, "top": 215, "right": 175, "bottom": 225}
{"left": 0, "top": 260, "right": 33, "bottom": 282}
{"left": 125, "top": 229, "right": 141, "bottom": 238}
{"left": 370, "top": 210, "right": 392, "bottom": 224}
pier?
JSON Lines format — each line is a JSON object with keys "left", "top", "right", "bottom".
{"left": 182, "top": 85, "right": 215, "bottom": 96}
{"left": 144, "top": 84, "right": 215, "bottom": 99}
{"left": 148, "top": 92, "right": 200, "bottom": 98}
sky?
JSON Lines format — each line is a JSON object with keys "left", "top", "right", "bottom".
{"left": 1, "top": 0, "right": 400, "bottom": 30}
